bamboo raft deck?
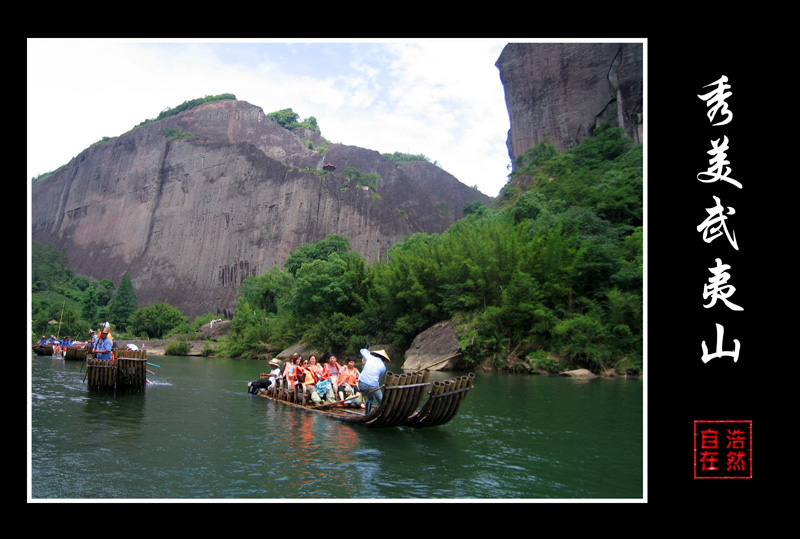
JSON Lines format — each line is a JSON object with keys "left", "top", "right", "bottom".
{"left": 255, "top": 370, "right": 475, "bottom": 428}
{"left": 85, "top": 348, "right": 149, "bottom": 391}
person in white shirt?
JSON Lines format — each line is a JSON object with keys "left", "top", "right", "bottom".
{"left": 358, "top": 348, "right": 390, "bottom": 413}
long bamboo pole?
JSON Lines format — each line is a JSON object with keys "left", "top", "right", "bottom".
{"left": 56, "top": 300, "right": 65, "bottom": 339}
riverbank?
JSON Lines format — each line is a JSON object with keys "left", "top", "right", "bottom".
{"left": 113, "top": 320, "right": 231, "bottom": 356}
{"left": 114, "top": 338, "right": 206, "bottom": 356}
{"left": 110, "top": 320, "right": 640, "bottom": 378}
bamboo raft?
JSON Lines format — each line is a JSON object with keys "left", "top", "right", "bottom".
{"left": 85, "top": 348, "right": 149, "bottom": 390}
{"left": 32, "top": 344, "right": 55, "bottom": 356}
{"left": 64, "top": 345, "right": 89, "bottom": 361}
{"left": 255, "top": 370, "right": 475, "bottom": 428}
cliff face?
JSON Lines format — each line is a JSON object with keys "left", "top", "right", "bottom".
{"left": 31, "top": 100, "right": 490, "bottom": 318}
{"left": 496, "top": 42, "right": 643, "bottom": 170}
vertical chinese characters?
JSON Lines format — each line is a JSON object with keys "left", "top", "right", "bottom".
{"left": 697, "top": 76, "right": 742, "bottom": 364}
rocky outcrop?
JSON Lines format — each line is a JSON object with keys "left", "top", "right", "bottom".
{"left": 559, "top": 369, "right": 597, "bottom": 379}
{"left": 31, "top": 99, "right": 490, "bottom": 319}
{"left": 496, "top": 42, "right": 643, "bottom": 172}
{"left": 402, "top": 320, "right": 463, "bottom": 371}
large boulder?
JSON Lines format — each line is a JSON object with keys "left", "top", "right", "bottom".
{"left": 402, "top": 320, "right": 462, "bottom": 371}
{"left": 560, "top": 369, "right": 597, "bottom": 379}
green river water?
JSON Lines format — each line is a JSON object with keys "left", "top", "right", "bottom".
{"left": 29, "top": 353, "right": 643, "bottom": 500}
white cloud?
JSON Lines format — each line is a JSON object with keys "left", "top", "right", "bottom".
{"left": 28, "top": 38, "right": 511, "bottom": 197}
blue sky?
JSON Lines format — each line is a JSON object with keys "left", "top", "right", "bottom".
{"left": 27, "top": 38, "right": 514, "bottom": 197}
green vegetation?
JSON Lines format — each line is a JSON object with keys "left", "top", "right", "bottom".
{"left": 128, "top": 302, "right": 188, "bottom": 339}
{"left": 340, "top": 166, "right": 382, "bottom": 191}
{"left": 135, "top": 94, "right": 237, "bottom": 130}
{"left": 266, "top": 108, "right": 319, "bottom": 131}
{"left": 267, "top": 108, "right": 332, "bottom": 153}
{"left": 30, "top": 123, "right": 642, "bottom": 374}
{"left": 382, "top": 152, "right": 439, "bottom": 167}
{"left": 31, "top": 242, "right": 211, "bottom": 341}
{"left": 164, "top": 340, "right": 192, "bottom": 356}
{"left": 32, "top": 242, "right": 114, "bottom": 338}
{"left": 162, "top": 127, "right": 194, "bottom": 141}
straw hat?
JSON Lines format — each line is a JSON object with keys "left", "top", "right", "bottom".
{"left": 269, "top": 358, "right": 281, "bottom": 366}
{"left": 371, "top": 349, "right": 391, "bottom": 363}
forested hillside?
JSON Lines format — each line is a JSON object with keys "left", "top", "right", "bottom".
{"left": 31, "top": 124, "right": 642, "bottom": 374}
{"left": 226, "top": 124, "right": 643, "bottom": 373}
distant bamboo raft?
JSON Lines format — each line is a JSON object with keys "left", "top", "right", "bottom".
{"left": 32, "top": 345, "right": 54, "bottom": 356}
{"left": 64, "top": 345, "right": 88, "bottom": 361}
{"left": 85, "top": 350, "right": 148, "bottom": 390}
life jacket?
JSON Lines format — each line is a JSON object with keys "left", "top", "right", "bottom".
{"left": 309, "top": 363, "right": 323, "bottom": 378}
{"left": 339, "top": 367, "right": 359, "bottom": 386}
{"left": 298, "top": 366, "right": 318, "bottom": 385}
{"left": 321, "top": 361, "right": 340, "bottom": 380}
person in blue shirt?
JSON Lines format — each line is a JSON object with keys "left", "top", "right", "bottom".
{"left": 92, "top": 329, "right": 113, "bottom": 360}
{"left": 86, "top": 330, "right": 97, "bottom": 350}
{"left": 358, "top": 348, "right": 390, "bottom": 413}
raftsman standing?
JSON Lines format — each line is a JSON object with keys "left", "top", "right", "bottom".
{"left": 358, "top": 348, "right": 391, "bottom": 413}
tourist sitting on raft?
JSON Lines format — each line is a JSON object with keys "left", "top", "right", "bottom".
{"left": 248, "top": 358, "right": 281, "bottom": 394}
{"left": 249, "top": 348, "right": 391, "bottom": 411}
{"left": 276, "top": 354, "right": 303, "bottom": 400}
{"left": 277, "top": 354, "right": 296, "bottom": 393}
{"left": 295, "top": 357, "right": 324, "bottom": 403}
{"left": 58, "top": 336, "right": 74, "bottom": 357}
{"left": 307, "top": 356, "right": 323, "bottom": 379}
{"left": 318, "top": 355, "right": 341, "bottom": 400}
{"left": 47, "top": 335, "right": 62, "bottom": 355}
{"left": 337, "top": 356, "right": 361, "bottom": 406}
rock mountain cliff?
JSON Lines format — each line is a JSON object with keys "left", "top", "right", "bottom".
{"left": 496, "top": 42, "right": 643, "bottom": 180}
{"left": 31, "top": 99, "right": 490, "bottom": 318}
